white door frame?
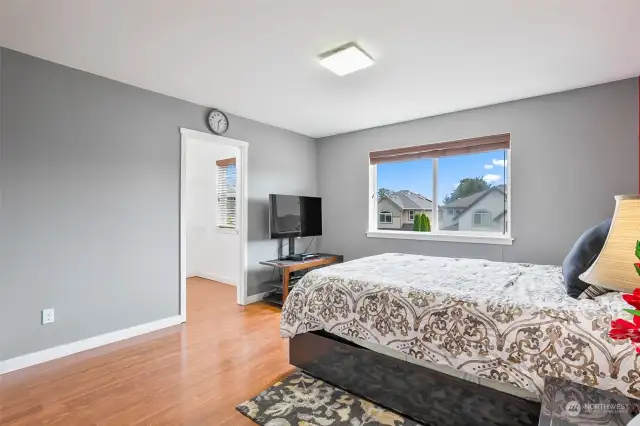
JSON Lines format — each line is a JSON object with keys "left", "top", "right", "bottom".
{"left": 179, "top": 127, "right": 249, "bottom": 321}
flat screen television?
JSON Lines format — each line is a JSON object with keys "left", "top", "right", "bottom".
{"left": 269, "top": 194, "right": 322, "bottom": 239}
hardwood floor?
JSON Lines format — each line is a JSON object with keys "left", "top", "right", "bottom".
{"left": 0, "top": 278, "right": 293, "bottom": 425}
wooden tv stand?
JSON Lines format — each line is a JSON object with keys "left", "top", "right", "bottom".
{"left": 259, "top": 254, "right": 343, "bottom": 305}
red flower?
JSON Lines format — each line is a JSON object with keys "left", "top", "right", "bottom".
{"left": 623, "top": 288, "right": 640, "bottom": 310}
{"left": 609, "top": 318, "right": 640, "bottom": 342}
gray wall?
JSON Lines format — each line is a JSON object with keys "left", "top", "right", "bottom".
{"left": 1, "top": 46, "right": 635, "bottom": 364}
{"left": 316, "top": 79, "right": 639, "bottom": 266}
{"left": 0, "top": 48, "right": 316, "bottom": 362}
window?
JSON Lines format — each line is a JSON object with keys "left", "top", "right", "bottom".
{"left": 216, "top": 157, "right": 237, "bottom": 229}
{"left": 438, "top": 150, "right": 507, "bottom": 234}
{"left": 379, "top": 211, "right": 392, "bottom": 224}
{"left": 376, "top": 159, "right": 433, "bottom": 232}
{"left": 368, "top": 133, "right": 511, "bottom": 244}
{"left": 473, "top": 210, "right": 491, "bottom": 227}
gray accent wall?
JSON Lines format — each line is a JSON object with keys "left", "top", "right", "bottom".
{"left": 316, "top": 79, "right": 639, "bottom": 266}
{"left": 0, "top": 48, "right": 316, "bottom": 362}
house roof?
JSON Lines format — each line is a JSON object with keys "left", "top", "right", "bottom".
{"left": 440, "top": 190, "right": 487, "bottom": 209}
{"left": 442, "top": 185, "right": 506, "bottom": 221}
{"left": 441, "top": 185, "right": 506, "bottom": 209}
{"left": 493, "top": 210, "right": 507, "bottom": 222}
{"left": 384, "top": 190, "right": 433, "bottom": 210}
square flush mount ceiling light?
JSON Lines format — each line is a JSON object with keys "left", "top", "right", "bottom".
{"left": 319, "top": 43, "right": 374, "bottom": 76}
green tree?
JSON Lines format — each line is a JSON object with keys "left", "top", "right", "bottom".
{"left": 412, "top": 212, "right": 431, "bottom": 232}
{"left": 443, "top": 177, "right": 490, "bottom": 204}
{"left": 412, "top": 213, "right": 422, "bottom": 231}
{"left": 378, "top": 188, "right": 392, "bottom": 200}
{"left": 422, "top": 214, "right": 431, "bottom": 232}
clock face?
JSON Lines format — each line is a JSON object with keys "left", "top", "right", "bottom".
{"left": 208, "top": 110, "right": 229, "bottom": 134}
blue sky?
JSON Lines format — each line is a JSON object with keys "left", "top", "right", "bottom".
{"left": 377, "top": 150, "right": 507, "bottom": 204}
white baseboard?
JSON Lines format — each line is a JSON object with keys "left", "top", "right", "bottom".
{"left": 244, "top": 292, "right": 267, "bottom": 305}
{"left": 0, "top": 315, "right": 183, "bottom": 376}
{"left": 192, "top": 272, "right": 237, "bottom": 286}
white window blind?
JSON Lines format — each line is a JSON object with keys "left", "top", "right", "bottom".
{"left": 216, "top": 157, "right": 237, "bottom": 229}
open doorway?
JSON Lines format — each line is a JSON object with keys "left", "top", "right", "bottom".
{"left": 179, "top": 128, "right": 249, "bottom": 322}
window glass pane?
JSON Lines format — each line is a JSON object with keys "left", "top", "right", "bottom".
{"left": 437, "top": 150, "right": 507, "bottom": 234}
{"left": 376, "top": 159, "right": 433, "bottom": 232}
{"left": 379, "top": 212, "right": 392, "bottom": 224}
{"left": 473, "top": 213, "right": 481, "bottom": 225}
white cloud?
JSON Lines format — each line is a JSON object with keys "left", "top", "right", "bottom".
{"left": 484, "top": 164, "right": 494, "bottom": 169}
{"left": 492, "top": 159, "right": 507, "bottom": 167}
{"left": 483, "top": 174, "right": 502, "bottom": 183}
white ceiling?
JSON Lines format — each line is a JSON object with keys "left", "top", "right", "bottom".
{"left": 1, "top": 1, "right": 639, "bottom": 138}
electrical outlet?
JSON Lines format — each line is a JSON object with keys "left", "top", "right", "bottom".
{"left": 42, "top": 308, "right": 55, "bottom": 325}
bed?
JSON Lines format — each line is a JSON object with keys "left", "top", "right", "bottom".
{"left": 280, "top": 253, "right": 639, "bottom": 406}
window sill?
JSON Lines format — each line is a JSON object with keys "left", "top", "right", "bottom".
{"left": 216, "top": 227, "right": 238, "bottom": 234}
{"left": 366, "top": 230, "right": 514, "bottom": 245}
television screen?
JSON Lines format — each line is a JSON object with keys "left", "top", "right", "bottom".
{"left": 269, "top": 194, "right": 322, "bottom": 239}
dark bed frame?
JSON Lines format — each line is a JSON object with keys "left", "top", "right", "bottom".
{"left": 290, "top": 331, "right": 541, "bottom": 426}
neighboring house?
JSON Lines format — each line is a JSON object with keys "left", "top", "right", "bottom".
{"left": 439, "top": 185, "right": 507, "bottom": 232}
{"left": 378, "top": 190, "right": 433, "bottom": 230}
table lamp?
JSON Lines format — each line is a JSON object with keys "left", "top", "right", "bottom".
{"left": 580, "top": 195, "right": 640, "bottom": 293}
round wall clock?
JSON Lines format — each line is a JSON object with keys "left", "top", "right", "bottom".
{"left": 207, "top": 109, "right": 229, "bottom": 135}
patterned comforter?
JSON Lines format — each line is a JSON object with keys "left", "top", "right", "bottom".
{"left": 280, "top": 253, "right": 640, "bottom": 398}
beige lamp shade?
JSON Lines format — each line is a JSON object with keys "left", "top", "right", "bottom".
{"left": 579, "top": 195, "right": 640, "bottom": 293}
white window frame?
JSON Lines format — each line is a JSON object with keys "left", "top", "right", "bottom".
{"left": 367, "top": 149, "right": 513, "bottom": 245}
{"left": 472, "top": 210, "right": 491, "bottom": 227}
{"left": 409, "top": 210, "right": 415, "bottom": 221}
{"left": 379, "top": 210, "right": 392, "bottom": 224}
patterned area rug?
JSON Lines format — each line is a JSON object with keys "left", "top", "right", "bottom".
{"left": 236, "top": 371, "right": 423, "bottom": 426}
